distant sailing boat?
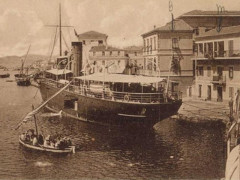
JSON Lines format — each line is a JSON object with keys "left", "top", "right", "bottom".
{"left": 14, "top": 45, "right": 31, "bottom": 86}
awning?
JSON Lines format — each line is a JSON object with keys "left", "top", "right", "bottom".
{"left": 74, "top": 73, "right": 165, "bottom": 84}
{"left": 46, "top": 69, "right": 73, "bottom": 75}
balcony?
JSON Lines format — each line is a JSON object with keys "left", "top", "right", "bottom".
{"left": 211, "top": 75, "right": 226, "bottom": 85}
{"left": 195, "top": 50, "right": 240, "bottom": 60}
{"left": 138, "top": 69, "right": 160, "bottom": 77}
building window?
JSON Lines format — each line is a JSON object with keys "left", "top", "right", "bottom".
{"left": 144, "top": 39, "right": 146, "bottom": 52}
{"left": 118, "top": 51, "right": 120, "bottom": 56}
{"left": 98, "top": 40, "right": 103, "bottom": 45}
{"left": 154, "top": 37, "right": 156, "bottom": 50}
{"left": 199, "top": 85, "right": 202, "bottom": 98}
{"left": 197, "top": 66, "right": 204, "bottom": 76}
{"left": 194, "top": 28, "right": 199, "bottom": 35}
{"left": 193, "top": 42, "right": 198, "bottom": 54}
{"left": 172, "top": 38, "right": 178, "bottom": 44}
{"left": 134, "top": 52, "right": 137, "bottom": 56}
{"left": 102, "top": 51, "right": 105, "bottom": 56}
{"left": 150, "top": 38, "right": 152, "bottom": 48}
{"left": 229, "top": 87, "right": 234, "bottom": 98}
{"left": 153, "top": 58, "right": 157, "bottom": 71}
{"left": 217, "top": 66, "right": 223, "bottom": 76}
{"left": 199, "top": 43, "right": 203, "bottom": 55}
{"left": 207, "top": 66, "right": 211, "bottom": 77}
{"left": 110, "top": 51, "right": 112, "bottom": 56}
{"left": 147, "top": 39, "right": 149, "bottom": 54}
{"left": 229, "top": 67, "right": 233, "bottom": 78}
{"left": 83, "top": 40, "right": 85, "bottom": 45}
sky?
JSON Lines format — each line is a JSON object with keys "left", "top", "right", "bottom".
{"left": 0, "top": 0, "right": 240, "bottom": 57}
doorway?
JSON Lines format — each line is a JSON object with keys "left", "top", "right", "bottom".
{"left": 198, "top": 85, "right": 202, "bottom": 98}
{"left": 207, "top": 85, "right": 211, "bottom": 100}
{"left": 217, "top": 86, "right": 223, "bottom": 102}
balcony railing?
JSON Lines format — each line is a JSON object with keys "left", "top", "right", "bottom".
{"left": 196, "top": 50, "right": 240, "bottom": 59}
{"left": 138, "top": 69, "right": 160, "bottom": 77}
{"left": 42, "top": 78, "right": 181, "bottom": 104}
{"left": 212, "top": 75, "right": 226, "bottom": 84}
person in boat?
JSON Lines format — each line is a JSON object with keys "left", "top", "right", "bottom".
{"left": 38, "top": 134, "right": 44, "bottom": 145}
{"left": 44, "top": 135, "right": 51, "bottom": 147}
{"left": 32, "top": 136, "right": 38, "bottom": 146}
{"left": 20, "top": 133, "right": 26, "bottom": 141}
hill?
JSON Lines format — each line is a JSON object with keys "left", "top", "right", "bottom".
{"left": 0, "top": 54, "right": 50, "bottom": 68}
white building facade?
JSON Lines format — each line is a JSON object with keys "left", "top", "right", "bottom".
{"left": 191, "top": 25, "right": 240, "bottom": 102}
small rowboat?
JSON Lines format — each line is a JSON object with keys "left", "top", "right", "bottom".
{"left": 19, "top": 137, "right": 75, "bottom": 154}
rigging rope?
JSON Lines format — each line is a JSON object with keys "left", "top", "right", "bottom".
{"left": 62, "top": 32, "right": 70, "bottom": 51}
{"left": 49, "top": 27, "right": 58, "bottom": 62}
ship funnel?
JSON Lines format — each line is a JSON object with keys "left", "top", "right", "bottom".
{"left": 71, "top": 42, "right": 82, "bottom": 76}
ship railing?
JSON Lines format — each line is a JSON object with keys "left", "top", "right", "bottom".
{"left": 43, "top": 78, "right": 182, "bottom": 103}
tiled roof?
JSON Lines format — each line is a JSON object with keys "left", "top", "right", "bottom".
{"left": 142, "top": 19, "right": 193, "bottom": 37}
{"left": 196, "top": 25, "right": 240, "bottom": 40}
{"left": 90, "top": 46, "right": 123, "bottom": 52}
{"left": 124, "top": 46, "right": 143, "bottom": 51}
{"left": 77, "top": 31, "right": 108, "bottom": 39}
{"left": 181, "top": 10, "right": 240, "bottom": 16}
{"left": 158, "top": 19, "right": 193, "bottom": 31}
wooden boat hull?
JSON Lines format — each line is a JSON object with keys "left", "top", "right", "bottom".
{"left": 19, "top": 138, "right": 75, "bottom": 154}
{"left": 15, "top": 74, "right": 31, "bottom": 86}
{"left": 39, "top": 81, "right": 182, "bottom": 128}
{"left": 0, "top": 73, "right": 10, "bottom": 78}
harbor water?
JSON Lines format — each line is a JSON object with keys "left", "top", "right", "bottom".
{"left": 0, "top": 71, "right": 226, "bottom": 179}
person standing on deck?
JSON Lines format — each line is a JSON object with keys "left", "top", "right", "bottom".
{"left": 234, "top": 90, "right": 240, "bottom": 121}
{"left": 229, "top": 97, "right": 234, "bottom": 123}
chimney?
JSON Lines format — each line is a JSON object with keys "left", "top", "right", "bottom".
{"left": 154, "top": 25, "right": 156, "bottom": 29}
{"left": 71, "top": 42, "right": 82, "bottom": 76}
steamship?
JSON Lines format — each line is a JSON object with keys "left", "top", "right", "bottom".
{"left": 37, "top": 5, "right": 182, "bottom": 128}
{"left": 38, "top": 45, "right": 182, "bottom": 127}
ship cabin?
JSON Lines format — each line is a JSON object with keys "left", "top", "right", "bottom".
{"left": 45, "top": 69, "right": 73, "bottom": 81}
{"left": 71, "top": 73, "right": 181, "bottom": 104}
{"left": 43, "top": 69, "right": 181, "bottom": 104}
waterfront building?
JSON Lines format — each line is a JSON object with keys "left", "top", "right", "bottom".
{"left": 124, "top": 46, "right": 144, "bottom": 75}
{"left": 141, "top": 10, "right": 240, "bottom": 96}
{"left": 75, "top": 31, "right": 108, "bottom": 68}
{"left": 141, "top": 19, "right": 194, "bottom": 95}
{"left": 89, "top": 45, "right": 128, "bottom": 74}
{"left": 191, "top": 25, "right": 240, "bottom": 102}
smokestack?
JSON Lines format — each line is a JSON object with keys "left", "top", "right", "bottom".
{"left": 71, "top": 42, "right": 82, "bottom": 76}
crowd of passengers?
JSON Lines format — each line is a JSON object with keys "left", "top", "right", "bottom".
{"left": 20, "top": 129, "right": 72, "bottom": 149}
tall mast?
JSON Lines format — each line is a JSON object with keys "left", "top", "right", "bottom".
{"left": 59, "top": 3, "right": 62, "bottom": 56}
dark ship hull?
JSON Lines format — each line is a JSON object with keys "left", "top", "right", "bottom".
{"left": 0, "top": 73, "right": 10, "bottom": 78}
{"left": 15, "top": 74, "right": 31, "bottom": 86}
{"left": 39, "top": 81, "right": 182, "bottom": 128}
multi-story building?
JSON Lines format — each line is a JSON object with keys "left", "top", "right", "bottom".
{"left": 89, "top": 45, "right": 128, "bottom": 74}
{"left": 141, "top": 10, "right": 240, "bottom": 96}
{"left": 124, "top": 46, "right": 144, "bottom": 74}
{"left": 75, "top": 31, "right": 108, "bottom": 68}
{"left": 141, "top": 19, "right": 194, "bottom": 95}
{"left": 191, "top": 25, "right": 240, "bottom": 102}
